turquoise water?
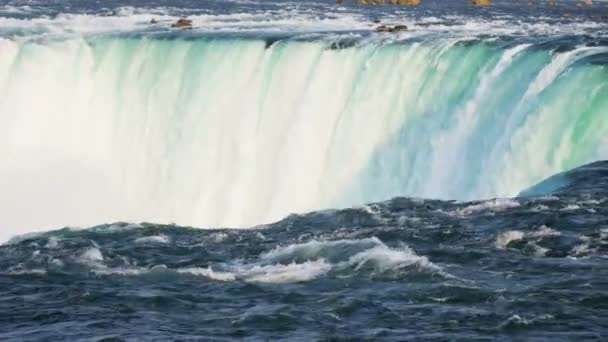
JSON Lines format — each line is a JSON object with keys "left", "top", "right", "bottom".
{"left": 0, "top": 37, "right": 606, "bottom": 241}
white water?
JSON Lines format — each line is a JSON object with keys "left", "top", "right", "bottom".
{"left": 0, "top": 37, "right": 607, "bottom": 242}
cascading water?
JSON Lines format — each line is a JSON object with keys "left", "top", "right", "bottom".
{"left": 0, "top": 37, "right": 606, "bottom": 241}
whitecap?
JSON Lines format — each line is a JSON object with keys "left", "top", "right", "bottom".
{"left": 177, "top": 259, "right": 331, "bottom": 284}
{"left": 240, "top": 259, "right": 331, "bottom": 284}
{"left": 347, "top": 244, "right": 432, "bottom": 273}
{"left": 135, "top": 234, "right": 170, "bottom": 244}
{"left": 6, "top": 268, "right": 47, "bottom": 276}
{"left": 79, "top": 247, "right": 104, "bottom": 264}
{"left": 561, "top": 204, "right": 581, "bottom": 211}
{"left": 528, "top": 225, "right": 560, "bottom": 238}
{"left": 496, "top": 230, "right": 525, "bottom": 249}
{"left": 453, "top": 199, "right": 520, "bottom": 216}
{"left": 92, "top": 267, "right": 148, "bottom": 276}
{"left": 45, "top": 236, "right": 61, "bottom": 249}
{"left": 177, "top": 267, "right": 237, "bottom": 281}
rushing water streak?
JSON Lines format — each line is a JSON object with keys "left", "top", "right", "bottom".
{"left": 0, "top": 37, "right": 607, "bottom": 241}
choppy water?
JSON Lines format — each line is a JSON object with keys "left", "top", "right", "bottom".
{"left": 2, "top": 161, "right": 608, "bottom": 340}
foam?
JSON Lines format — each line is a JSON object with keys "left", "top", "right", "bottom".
{"left": 44, "top": 236, "right": 61, "bottom": 249}
{"left": 79, "top": 247, "right": 104, "bottom": 264}
{"left": 347, "top": 244, "right": 434, "bottom": 272}
{"left": 177, "top": 259, "right": 331, "bottom": 283}
{"left": 93, "top": 266, "right": 148, "bottom": 276}
{"left": 260, "top": 237, "right": 381, "bottom": 262}
{"left": 561, "top": 204, "right": 581, "bottom": 211}
{"left": 209, "top": 232, "right": 229, "bottom": 243}
{"left": 571, "top": 242, "right": 591, "bottom": 256}
{"left": 177, "top": 267, "right": 237, "bottom": 281}
{"left": 496, "top": 230, "right": 525, "bottom": 249}
{"left": 239, "top": 259, "right": 332, "bottom": 283}
{"left": 5, "top": 268, "right": 47, "bottom": 276}
{"left": 182, "top": 237, "right": 441, "bottom": 283}
{"left": 528, "top": 225, "right": 560, "bottom": 238}
{"left": 134, "top": 234, "right": 170, "bottom": 244}
{"left": 496, "top": 225, "right": 561, "bottom": 251}
{"left": 454, "top": 199, "right": 521, "bottom": 216}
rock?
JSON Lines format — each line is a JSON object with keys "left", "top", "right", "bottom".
{"left": 150, "top": 18, "right": 158, "bottom": 24}
{"left": 471, "top": 0, "right": 491, "bottom": 5}
{"left": 172, "top": 18, "right": 193, "bottom": 29}
{"left": 372, "top": 19, "right": 381, "bottom": 24}
{"left": 390, "top": 25, "right": 408, "bottom": 32}
{"left": 375, "top": 24, "right": 408, "bottom": 33}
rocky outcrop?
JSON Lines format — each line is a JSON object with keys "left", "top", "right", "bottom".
{"left": 390, "top": 25, "right": 408, "bottom": 32}
{"left": 172, "top": 18, "right": 193, "bottom": 29}
{"left": 471, "top": 0, "right": 491, "bottom": 5}
{"left": 375, "top": 24, "right": 408, "bottom": 32}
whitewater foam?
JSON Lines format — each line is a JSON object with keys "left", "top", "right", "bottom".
{"left": 79, "top": 247, "right": 104, "bottom": 264}
{"left": 135, "top": 235, "right": 170, "bottom": 244}
{"left": 453, "top": 199, "right": 521, "bottom": 216}
{"left": 177, "top": 267, "right": 237, "bottom": 281}
{"left": 496, "top": 225, "right": 561, "bottom": 251}
{"left": 347, "top": 244, "right": 432, "bottom": 272}
{"left": 178, "top": 237, "right": 443, "bottom": 283}
{"left": 496, "top": 230, "right": 525, "bottom": 249}
{"left": 239, "top": 259, "right": 332, "bottom": 283}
